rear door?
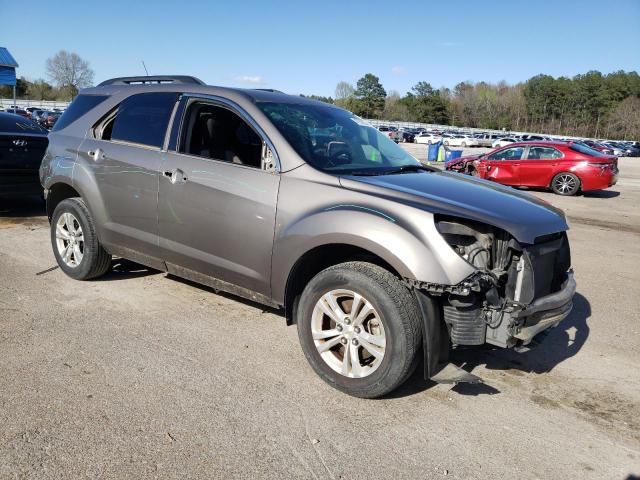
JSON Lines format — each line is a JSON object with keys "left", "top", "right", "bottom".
{"left": 157, "top": 96, "right": 280, "bottom": 297}
{"left": 480, "top": 146, "right": 525, "bottom": 185}
{"left": 519, "top": 145, "right": 563, "bottom": 187}
{"left": 79, "top": 92, "right": 179, "bottom": 258}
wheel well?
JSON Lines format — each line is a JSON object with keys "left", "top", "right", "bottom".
{"left": 46, "top": 183, "right": 80, "bottom": 220}
{"left": 284, "top": 244, "right": 401, "bottom": 325}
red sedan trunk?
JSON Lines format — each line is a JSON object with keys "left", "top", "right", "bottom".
{"left": 445, "top": 141, "right": 618, "bottom": 195}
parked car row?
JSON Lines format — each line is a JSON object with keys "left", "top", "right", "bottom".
{"left": 373, "top": 123, "right": 639, "bottom": 156}
{"left": 0, "top": 106, "right": 64, "bottom": 130}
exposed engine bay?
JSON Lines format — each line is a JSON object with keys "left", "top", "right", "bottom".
{"left": 408, "top": 216, "right": 574, "bottom": 348}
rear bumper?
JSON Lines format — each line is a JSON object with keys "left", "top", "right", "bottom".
{"left": 512, "top": 272, "right": 576, "bottom": 344}
{"left": 580, "top": 168, "right": 618, "bottom": 191}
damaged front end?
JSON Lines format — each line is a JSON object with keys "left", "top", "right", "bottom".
{"left": 407, "top": 216, "right": 575, "bottom": 383}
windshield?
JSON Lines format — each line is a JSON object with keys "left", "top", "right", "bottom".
{"left": 570, "top": 142, "right": 607, "bottom": 157}
{"left": 257, "top": 102, "right": 419, "bottom": 175}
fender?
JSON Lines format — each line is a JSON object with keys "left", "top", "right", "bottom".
{"left": 270, "top": 204, "right": 476, "bottom": 304}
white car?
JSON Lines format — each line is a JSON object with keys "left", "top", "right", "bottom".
{"left": 442, "top": 134, "right": 480, "bottom": 147}
{"left": 415, "top": 132, "right": 442, "bottom": 144}
{"left": 492, "top": 137, "right": 518, "bottom": 148}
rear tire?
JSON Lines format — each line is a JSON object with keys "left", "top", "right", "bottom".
{"left": 296, "top": 262, "right": 421, "bottom": 398}
{"left": 51, "top": 198, "right": 112, "bottom": 280}
{"left": 551, "top": 172, "right": 580, "bottom": 196}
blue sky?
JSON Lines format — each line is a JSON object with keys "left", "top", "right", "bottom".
{"left": 1, "top": 0, "right": 639, "bottom": 96}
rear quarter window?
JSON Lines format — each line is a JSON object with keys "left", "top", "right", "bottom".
{"left": 52, "top": 94, "right": 109, "bottom": 132}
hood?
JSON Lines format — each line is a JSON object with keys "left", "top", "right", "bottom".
{"left": 341, "top": 170, "right": 568, "bottom": 244}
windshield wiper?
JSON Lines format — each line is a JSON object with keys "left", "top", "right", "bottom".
{"left": 378, "top": 164, "right": 435, "bottom": 175}
{"left": 345, "top": 164, "right": 435, "bottom": 177}
{"left": 348, "top": 170, "right": 386, "bottom": 176}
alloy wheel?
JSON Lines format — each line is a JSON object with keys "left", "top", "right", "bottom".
{"left": 55, "top": 212, "right": 84, "bottom": 268}
{"left": 554, "top": 174, "right": 577, "bottom": 194}
{"left": 311, "top": 289, "right": 386, "bottom": 378}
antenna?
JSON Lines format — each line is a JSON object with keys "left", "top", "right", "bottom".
{"left": 141, "top": 61, "right": 149, "bottom": 76}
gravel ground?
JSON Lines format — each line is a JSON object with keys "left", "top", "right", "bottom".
{"left": 0, "top": 153, "right": 639, "bottom": 479}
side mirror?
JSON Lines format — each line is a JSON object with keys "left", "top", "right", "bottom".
{"left": 262, "top": 143, "right": 276, "bottom": 172}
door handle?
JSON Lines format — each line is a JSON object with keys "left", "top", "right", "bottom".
{"left": 163, "top": 168, "right": 188, "bottom": 184}
{"left": 88, "top": 148, "right": 105, "bottom": 161}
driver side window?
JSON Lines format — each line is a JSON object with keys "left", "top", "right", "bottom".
{"left": 488, "top": 147, "right": 524, "bottom": 161}
{"left": 179, "top": 102, "right": 263, "bottom": 168}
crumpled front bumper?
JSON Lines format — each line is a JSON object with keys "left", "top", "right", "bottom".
{"left": 512, "top": 271, "right": 576, "bottom": 344}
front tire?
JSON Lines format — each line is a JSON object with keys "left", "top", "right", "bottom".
{"left": 296, "top": 262, "right": 422, "bottom": 398}
{"left": 551, "top": 172, "right": 580, "bottom": 196}
{"left": 51, "top": 198, "right": 112, "bottom": 280}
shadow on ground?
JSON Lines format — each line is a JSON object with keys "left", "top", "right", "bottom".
{"left": 581, "top": 190, "right": 620, "bottom": 199}
{"left": 388, "top": 292, "right": 591, "bottom": 398}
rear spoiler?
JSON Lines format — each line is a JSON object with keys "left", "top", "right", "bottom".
{"left": 97, "top": 75, "right": 205, "bottom": 86}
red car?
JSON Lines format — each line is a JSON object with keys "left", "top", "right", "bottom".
{"left": 445, "top": 141, "right": 618, "bottom": 196}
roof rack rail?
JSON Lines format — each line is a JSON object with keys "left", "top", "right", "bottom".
{"left": 97, "top": 75, "right": 205, "bottom": 86}
{"left": 253, "top": 88, "right": 284, "bottom": 93}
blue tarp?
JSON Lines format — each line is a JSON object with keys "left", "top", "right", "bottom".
{"left": 0, "top": 65, "right": 16, "bottom": 86}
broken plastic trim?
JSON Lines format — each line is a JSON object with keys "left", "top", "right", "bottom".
{"left": 403, "top": 271, "right": 494, "bottom": 297}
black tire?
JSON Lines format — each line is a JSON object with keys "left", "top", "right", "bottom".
{"left": 51, "top": 198, "right": 112, "bottom": 280}
{"left": 551, "top": 172, "right": 580, "bottom": 196}
{"left": 296, "top": 261, "right": 422, "bottom": 398}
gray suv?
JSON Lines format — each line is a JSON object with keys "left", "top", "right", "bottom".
{"left": 40, "top": 76, "right": 576, "bottom": 398}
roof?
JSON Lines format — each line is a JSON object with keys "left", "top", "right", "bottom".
{"left": 83, "top": 76, "right": 338, "bottom": 108}
{"left": 0, "top": 48, "right": 18, "bottom": 68}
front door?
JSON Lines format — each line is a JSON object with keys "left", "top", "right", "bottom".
{"left": 158, "top": 98, "right": 280, "bottom": 297}
{"left": 481, "top": 146, "right": 525, "bottom": 185}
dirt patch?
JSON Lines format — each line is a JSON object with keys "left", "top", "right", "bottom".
{"left": 567, "top": 215, "right": 640, "bottom": 234}
{"left": 531, "top": 394, "right": 561, "bottom": 409}
{"left": 0, "top": 217, "right": 48, "bottom": 229}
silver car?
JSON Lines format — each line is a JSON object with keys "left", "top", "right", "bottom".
{"left": 40, "top": 76, "right": 576, "bottom": 398}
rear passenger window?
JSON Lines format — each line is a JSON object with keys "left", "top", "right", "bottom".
{"left": 527, "top": 147, "right": 562, "bottom": 160}
{"left": 107, "top": 92, "right": 178, "bottom": 148}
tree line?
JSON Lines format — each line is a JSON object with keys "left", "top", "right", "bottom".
{"left": 3, "top": 51, "right": 638, "bottom": 140}
{"left": 303, "top": 71, "right": 640, "bottom": 140}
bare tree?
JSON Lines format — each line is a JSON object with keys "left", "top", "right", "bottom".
{"left": 46, "top": 50, "right": 94, "bottom": 99}
{"left": 335, "top": 81, "right": 355, "bottom": 100}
